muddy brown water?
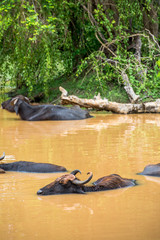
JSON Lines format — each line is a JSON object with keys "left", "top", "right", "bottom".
{"left": 0, "top": 109, "right": 160, "bottom": 240}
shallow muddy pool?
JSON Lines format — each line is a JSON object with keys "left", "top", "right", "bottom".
{"left": 0, "top": 109, "right": 160, "bottom": 240}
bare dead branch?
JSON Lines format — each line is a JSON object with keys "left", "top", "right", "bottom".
{"left": 145, "top": 28, "right": 160, "bottom": 51}
{"left": 59, "top": 87, "right": 160, "bottom": 114}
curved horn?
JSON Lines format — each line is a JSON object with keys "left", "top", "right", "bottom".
{"left": 0, "top": 152, "right": 5, "bottom": 161}
{"left": 10, "top": 97, "right": 18, "bottom": 106}
{"left": 24, "top": 96, "right": 30, "bottom": 103}
{"left": 70, "top": 169, "right": 81, "bottom": 175}
{"left": 72, "top": 172, "right": 93, "bottom": 185}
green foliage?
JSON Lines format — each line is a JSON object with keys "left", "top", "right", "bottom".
{"left": 0, "top": 0, "right": 160, "bottom": 102}
{"left": 75, "top": 0, "right": 160, "bottom": 101}
{"left": 0, "top": 0, "right": 98, "bottom": 100}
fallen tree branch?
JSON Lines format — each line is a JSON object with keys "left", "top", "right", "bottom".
{"left": 59, "top": 87, "right": 160, "bottom": 114}
{"left": 121, "top": 72, "right": 140, "bottom": 103}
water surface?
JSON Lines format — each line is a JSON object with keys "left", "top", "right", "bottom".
{"left": 0, "top": 109, "right": 160, "bottom": 240}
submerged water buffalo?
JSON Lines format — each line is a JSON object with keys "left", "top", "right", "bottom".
{"left": 0, "top": 153, "right": 66, "bottom": 173}
{"left": 37, "top": 170, "right": 137, "bottom": 195}
{"left": 10, "top": 96, "right": 93, "bottom": 121}
{"left": 1, "top": 95, "right": 30, "bottom": 112}
{"left": 137, "top": 163, "right": 160, "bottom": 177}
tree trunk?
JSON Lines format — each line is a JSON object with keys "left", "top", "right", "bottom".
{"left": 59, "top": 87, "right": 160, "bottom": 114}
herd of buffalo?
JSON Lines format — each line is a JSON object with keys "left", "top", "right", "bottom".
{"left": 1, "top": 96, "right": 160, "bottom": 196}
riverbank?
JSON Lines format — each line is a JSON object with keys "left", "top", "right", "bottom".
{"left": 0, "top": 73, "right": 130, "bottom": 105}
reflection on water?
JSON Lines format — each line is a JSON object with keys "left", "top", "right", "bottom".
{"left": 144, "top": 176, "right": 160, "bottom": 184}
{"left": 0, "top": 109, "right": 160, "bottom": 240}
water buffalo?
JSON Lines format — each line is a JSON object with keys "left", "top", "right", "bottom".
{"left": 37, "top": 170, "right": 137, "bottom": 195}
{"left": 137, "top": 163, "right": 160, "bottom": 177}
{"left": 1, "top": 95, "right": 30, "bottom": 112}
{"left": 0, "top": 153, "right": 66, "bottom": 173}
{"left": 11, "top": 96, "right": 93, "bottom": 121}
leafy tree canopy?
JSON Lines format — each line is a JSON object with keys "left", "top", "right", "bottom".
{"left": 0, "top": 0, "right": 160, "bottom": 102}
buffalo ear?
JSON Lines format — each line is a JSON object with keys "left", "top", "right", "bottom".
{"left": 14, "top": 105, "right": 19, "bottom": 115}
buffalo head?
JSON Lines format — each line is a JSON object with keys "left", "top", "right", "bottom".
{"left": 1, "top": 95, "right": 30, "bottom": 112}
{"left": 10, "top": 96, "right": 30, "bottom": 115}
{"left": 37, "top": 170, "right": 93, "bottom": 195}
